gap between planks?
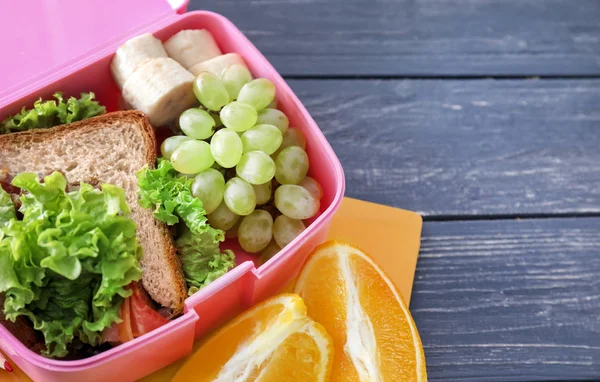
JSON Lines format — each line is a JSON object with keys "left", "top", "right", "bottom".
{"left": 423, "top": 212, "right": 600, "bottom": 222}
{"left": 283, "top": 75, "right": 600, "bottom": 81}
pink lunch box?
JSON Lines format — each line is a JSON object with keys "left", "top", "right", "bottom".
{"left": 0, "top": 1, "right": 345, "bottom": 381}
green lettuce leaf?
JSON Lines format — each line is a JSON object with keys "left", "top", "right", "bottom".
{"left": 0, "top": 92, "right": 105, "bottom": 134}
{"left": 0, "top": 188, "right": 16, "bottom": 227}
{"left": 176, "top": 229, "right": 235, "bottom": 295}
{"left": 0, "top": 172, "right": 142, "bottom": 357}
{"left": 137, "top": 159, "right": 234, "bottom": 293}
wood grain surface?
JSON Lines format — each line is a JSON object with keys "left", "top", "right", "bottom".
{"left": 187, "top": 0, "right": 600, "bottom": 380}
{"left": 414, "top": 218, "right": 600, "bottom": 381}
{"left": 288, "top": 78, "right": 600, "bottom": 217}
{"left": 192, "top": 0, "right": 600, "bottom": 77}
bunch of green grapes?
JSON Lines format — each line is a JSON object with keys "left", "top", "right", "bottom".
{"left": 160, "top": 65, "right": 323, "bottom": 261}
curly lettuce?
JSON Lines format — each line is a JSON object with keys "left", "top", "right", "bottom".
{"left": 0, "top": 172, "right": 142, "bottom": 357}
{"left": 0, "top": 92, "right": 105, "bottom": 134}
{"left": 137, "top": 159, "right": 235, "bottom": 294}
{"left": 0, "top": 188, "right": 15, "bottom": 226}
{"left": 177, "top": 230, "right": 235, "bottom": 295}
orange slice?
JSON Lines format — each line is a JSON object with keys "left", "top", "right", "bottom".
{"left": 172, "top": 294, "right": 333, "bottom": 382}
{"left": 294, "top": 241, "right": 427, "bottom": 381}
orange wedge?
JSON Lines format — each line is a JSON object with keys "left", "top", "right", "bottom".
{"left": 294, "top": 241, "right": 427, "bottom": 381}
{"left": 172, "top": 294, "right": 333, "bottom": 382}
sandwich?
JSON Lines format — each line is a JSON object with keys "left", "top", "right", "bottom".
{"left": 0, "top": 111, "right": 232, "bottom": 358}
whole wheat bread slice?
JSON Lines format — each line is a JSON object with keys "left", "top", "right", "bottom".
{"left": 0, "top": 111, "right": 186, "bottom": 315}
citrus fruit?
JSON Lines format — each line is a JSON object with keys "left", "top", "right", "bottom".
{"left": 172, "top": 293, "right": 333, "bottom": 382}
{"left": 294, "top": 241, "right": 427, "bottom": 381}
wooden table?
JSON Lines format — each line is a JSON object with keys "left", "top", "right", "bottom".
{"left": 191, "top": 1, "right": 600, "bottom": 380}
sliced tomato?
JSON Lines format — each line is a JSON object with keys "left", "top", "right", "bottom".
{"left": 101, "top": 297, "right": 134, "bottom": 344}
{"left": 129, "top": 282, "right": 169, "bottom": 338}
{"left": 117, "top": 297, "right": 135, "bottom": 343}
{"left": 101, "top": 283, "right": 168, "bottom": 344}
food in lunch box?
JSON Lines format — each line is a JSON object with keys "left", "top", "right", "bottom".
{"left": 0, "top": 92, "right": 105, "bottom": 134}
{"left": 173, "top": 241, "right": 425, "bottom": 381}
{"left": 110, "top": 29, "right": 323, "bottom": 259}
{"left": 0, "top": 170, "right": 145, "bottom": 358}
{"left": 189, "top": 53, "right": 246, "bottom": 77}
{"left": 0, "top": 111, "right": 232, "bottom": 358}
{"left": 111, "top": 30, "right": 249, "bottom": 128}
{"left": 0, "top": 26, "right": 328, "bottom": 360}
{"left": 0, "top": 6, "right": 345, "bottom": 377}
{"left": 158, "top": 69, "right": 320, "bottom": 257}
{"left": 111, "top": 33, "right": 168, "bottom": 89}
{"left": 221, "top": 64, "right": 253, "bottom": 100}
{"left": 136, "top": 158, "right": 235, "bottom": 296}
{"left": 172, "top": 293, "right": 334, "bottom": 382}
{"left": 294, "top": 242, "right": 428, "bottom": 381}
{"left": 164, "top": 29, "right": 222, "bottom": 70}
{"left": 121, "top": 57, "right": 197, "bottom": 127}
{"left": 273, "top": 215, "right": 306, "bottom": 249}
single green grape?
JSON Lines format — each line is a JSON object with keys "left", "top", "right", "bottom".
{"left": 256, "top": 108, "right": 289, "bottom": 134}
{"left": 273, "top": 215, "right": 306, "bottom": 248}
{"left": 241, "top": 124, "right": 283, "bottom": 155}
{"left": 275, "top": 146, "right": 309, "bottom": 185}
{"left": 192, "top": 168, "right": 225, "bottom": 214}
{"left": 253, "top": 182, "right": 272, "bottom": 205}
{"left": 298, "top": 176, "right": 323, "bottom": 200}
{"left": 273, "top": 127, "right": 307, "bottom": 156}
{"left": 274, "top": 184, "right": 320, "bottom": 220}
{"left": 224, "top": 177, "right": 256, "bottom": 216}
{"left": 193, "top": 72, "right": 230, "bottom": 111}
{"left": 210, "top": 128, "right": 243, "bottom": 168}
{"left": 220, "top": 101, "right": 258, "bottom": 132}
{"left": 237, "top": 78, "right": 276, "bottom": 111}
{"left": 236, "top": 151, "right": 276, "bottom": 185}
{"left": 221, "top": 64, "right": 253, "bottom": 100}
{"left": 179, "top": 108, "right": 215, "bottom": 139}
{"left": 160, "top": 135, "right": 193, "bottom": 160}
{"left": 238, "top": 210, "right": 273, "bottom": 253}
{"left": 208, "top": 202, "right": 240, "bottom": 230}
{"left": 171, "top": 140, "right": 214, "bottom": 174}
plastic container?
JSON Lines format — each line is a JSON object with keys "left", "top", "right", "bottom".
{"left": 0, "top": 1, "right": 344, "bottom": 382}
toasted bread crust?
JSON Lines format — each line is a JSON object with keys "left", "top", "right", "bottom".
{"left": 0, "top": 111, "right": 187, "bottom": 314}
{"left": 0, "top": 111, "right": 156, "bottom": 162}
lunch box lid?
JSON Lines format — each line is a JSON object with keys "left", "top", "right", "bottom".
{"left": 0, "top": 0, "right": 188, "bottom": 109}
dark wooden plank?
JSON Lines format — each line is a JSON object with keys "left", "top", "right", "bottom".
{"left": 413, "top": 217, "right": 600, "bottom": 381}
{"left": 288, "top": 78, "right": 600, "bottom": 217}
{"left": 190, "top": 0, "right": 600, "bottom": 76}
